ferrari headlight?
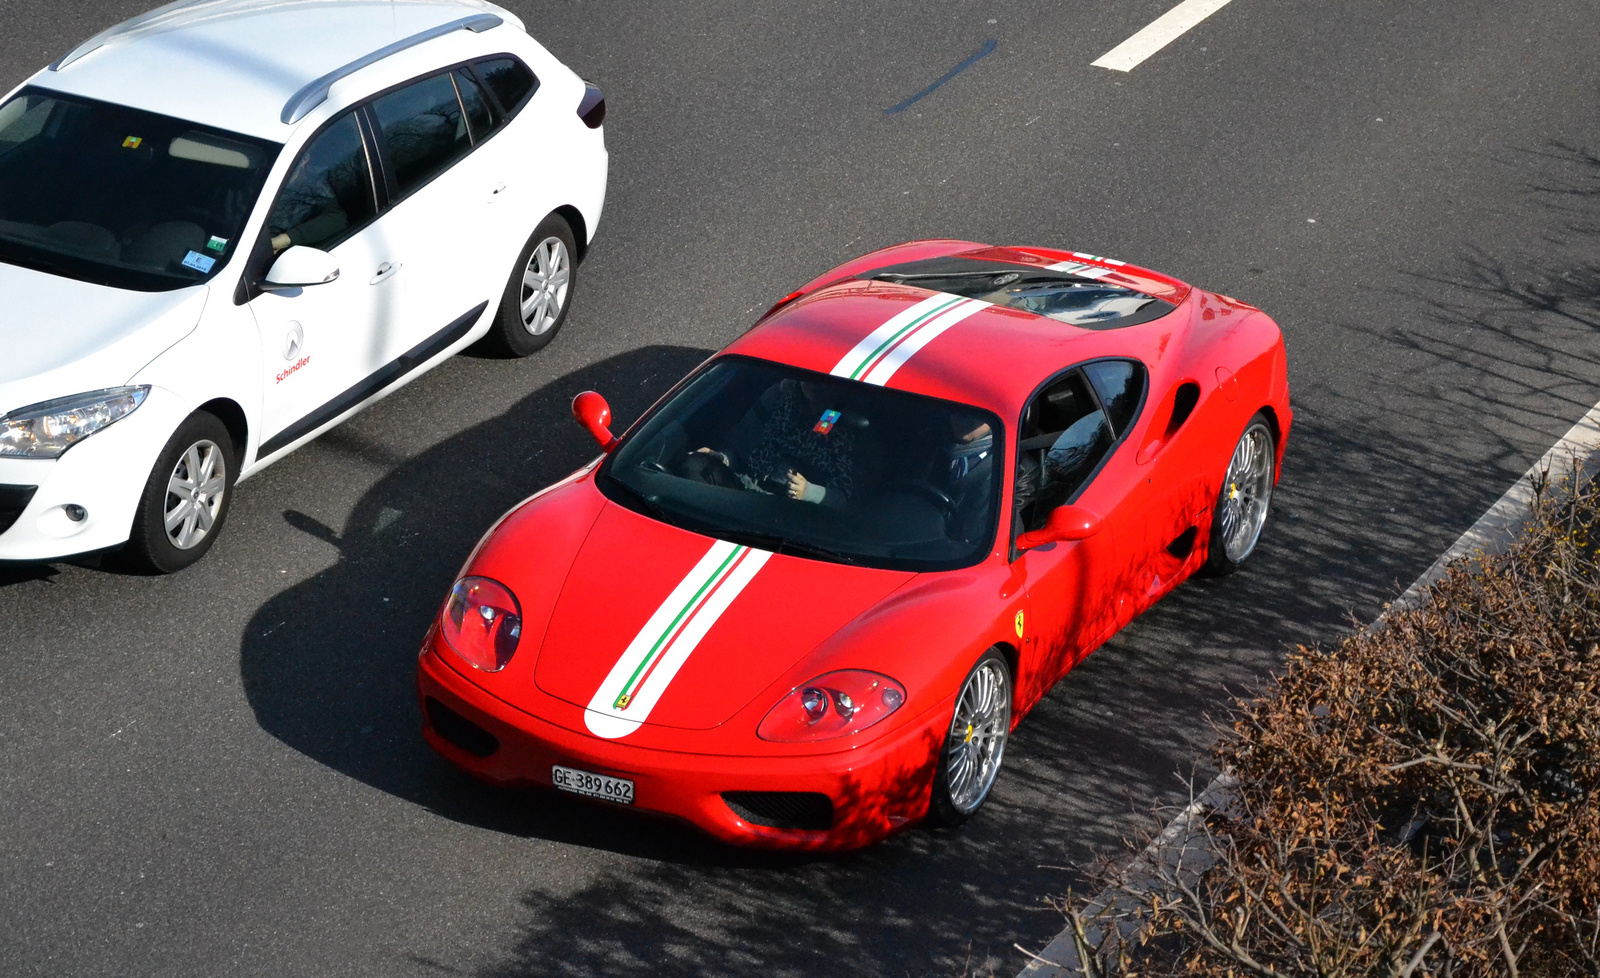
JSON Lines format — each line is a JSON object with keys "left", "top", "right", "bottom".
{"left": 440, "top": 576, "right": 523, "bottom": 673}
{"left": 757, "top": 670, "right": 906, "bottom": 743}
{"left": 0, "top": 386, "right": 150, "bottom": 458}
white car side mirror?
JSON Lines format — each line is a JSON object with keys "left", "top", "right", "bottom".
{"left": 263, "top": 246, "right": 340, "bottom": 289}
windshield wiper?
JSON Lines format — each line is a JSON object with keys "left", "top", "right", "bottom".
{"left": 714, "top": 527, "right": 866, "bottom": 566}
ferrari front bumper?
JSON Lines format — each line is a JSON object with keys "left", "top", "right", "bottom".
{"left": 418, "top": 645, "right": 946, "bottom": 851}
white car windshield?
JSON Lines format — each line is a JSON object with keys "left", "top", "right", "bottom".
{"left": 0, "top": 88, "right": 279, "bottom": 291}
{"left": 599, "top": 356, "right": 1005, "bottom": 571}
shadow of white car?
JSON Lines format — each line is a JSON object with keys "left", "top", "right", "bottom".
{"left": 0, "top": 0, "right": 607, "bottom": 571}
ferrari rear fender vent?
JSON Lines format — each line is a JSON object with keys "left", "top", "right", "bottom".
{"left": 1167, "top": 382, "right": 1200, "bottom": 435}
{"left": 722, "top": 791, "right": 833, "bottom": 831}
{"left": 0, "top": 484, "right": 38, "bottom": 535}
{"left": 425, "top": 697, "right": 500, "bottom": 758}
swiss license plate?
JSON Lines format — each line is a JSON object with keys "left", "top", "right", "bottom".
{"left": 551, "top": 764, "right": 635, "bottom": 805}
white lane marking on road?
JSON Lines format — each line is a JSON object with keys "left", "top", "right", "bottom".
{"left": 1016, "top": 397, "right": 1600, "bottom": 977}
{"left": 1091, "top": 0, "right": 1239, "bottom": 72}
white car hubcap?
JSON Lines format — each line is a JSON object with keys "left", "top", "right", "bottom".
{"left": 163, "top": 440, "right": 226, "bottom": 550}
{"left": 519, "top": 237, "right": 570, "bottom": 335}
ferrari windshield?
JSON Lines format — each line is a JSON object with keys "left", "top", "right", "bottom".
{"left": 599, "top": 356, "right": 1004, "bottom": 571}
{"left": 0, "top": 89, "right": 278, "bottom": 291}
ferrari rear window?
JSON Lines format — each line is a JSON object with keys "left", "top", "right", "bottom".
{"left": 861, "top": 256, "right": 1175, "bottom": 330}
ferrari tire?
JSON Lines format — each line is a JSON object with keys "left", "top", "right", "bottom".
{"left": 121, "top": 411, "right": 237, "bottom": 574}
{"left": 928, "top": 649, "right": 1012, "bottom": 828}
{"left": 481, "top": 214, "right": 577, "bottom": 357}
{"left": 1202, "top": 412, "right": 1276, "bottom": 576}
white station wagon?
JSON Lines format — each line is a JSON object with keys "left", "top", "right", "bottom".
{"left": 0, "top": 0, "right": 607, "bottom": 571}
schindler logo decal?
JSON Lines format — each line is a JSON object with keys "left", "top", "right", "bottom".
{"left": 276, "top": 356, "right": 310, "bottom": 384}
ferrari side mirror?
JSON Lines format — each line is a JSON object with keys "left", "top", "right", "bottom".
{"left": 1017, "top": 504, "right": 1102, "bottom": 550}
{"left": 572, "top": 390, "right": 619, "bottom": 452}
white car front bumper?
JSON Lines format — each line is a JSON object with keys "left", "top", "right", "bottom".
{"left": 0, "top": 386, "right": 188, "bottom": 561}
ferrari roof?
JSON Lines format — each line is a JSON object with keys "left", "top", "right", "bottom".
{"left": 725, "top": 246, "right": 1197, "bottom": 420}
{"left": 25, "top": 0, "right": 521, "bottom": 141}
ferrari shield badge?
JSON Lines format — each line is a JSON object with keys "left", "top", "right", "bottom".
{"left": 1014, "top": 610, "right": 1025, "bottom": 638}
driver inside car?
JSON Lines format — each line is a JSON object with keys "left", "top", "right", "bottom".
{"left": 683, "top": 378, "right": 879, "bottom": 507}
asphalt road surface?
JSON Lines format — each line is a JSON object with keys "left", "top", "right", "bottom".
{"left": 4, "top": 1, "right": 1599, "bottom": 975}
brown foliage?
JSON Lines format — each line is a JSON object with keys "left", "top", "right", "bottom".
{"left": 1069, "top": 475, "right": 1600, "bottom": 977}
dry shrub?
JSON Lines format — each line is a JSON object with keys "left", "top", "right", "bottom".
{"left": 1071, "top": 474, "right": 1600, "bottom": 977}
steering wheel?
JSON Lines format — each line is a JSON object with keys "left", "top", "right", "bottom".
{"left": 887, "top": 481, "right": 956, "bottom": 518}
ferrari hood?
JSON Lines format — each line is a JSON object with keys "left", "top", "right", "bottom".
{"left": 533, "top": 502, "right": 914, "bottom": 738}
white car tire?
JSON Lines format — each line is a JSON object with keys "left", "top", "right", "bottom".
{"left": 121, "top": 412, "right": 237, "bottom": 574}
{"left": 483, "top": 214, "right": 578, "bottom": 357}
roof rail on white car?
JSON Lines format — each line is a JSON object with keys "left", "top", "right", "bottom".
{"left": 49, "top": 0, "right": 218, "bottom": 71}
{"left": 279, "top": 13, "right": 502, "bottom": 124}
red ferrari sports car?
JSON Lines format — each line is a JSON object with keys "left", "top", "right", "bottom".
{"left": 418, "top": 239, "right": 1291, "bottom": 850}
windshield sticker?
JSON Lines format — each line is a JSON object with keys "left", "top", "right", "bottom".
{"left": 180, "top": 251, "right": 215, "bottom": 273}
{"left": 830, "top": 291, "right": 990, "bottom": 386}
{"left": 585, "top": 539, "right": 772, "bottom": 739}
{"left": 206, "top": 235, "right": 228, "bottom": 253}
{"left": 812, "top": 409, "right": 841, "bottom": 435}
{"left": 121, "top": 136, "right": 142, "bottom": 149}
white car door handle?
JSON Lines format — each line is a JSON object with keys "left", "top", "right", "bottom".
{"left": 490, "top": 182, "right": 507, "bottom": 198}
{"left": 370, "top": 261, "right": 402, "bottom": 285}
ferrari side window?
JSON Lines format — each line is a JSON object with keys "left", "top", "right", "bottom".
{"left": 1082, "top": 359, "right": 1146, "bottom": 437}
{"left": 1015, "top": 371, "right": 1114, "bottom": 532}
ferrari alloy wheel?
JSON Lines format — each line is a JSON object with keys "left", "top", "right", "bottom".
{"left": 929, "top": 650, "right": 1012, "bottom": 826}
{"left": 1204, "top": 413, "right": 1276, "bottom": 575}
{"left": 122, "top": 411, "right": 237, "bottom": 574}
{"left": 483, "top": 214, "right": 578, "bottom": 357}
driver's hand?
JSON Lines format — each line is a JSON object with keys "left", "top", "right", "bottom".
{"left": 786, "top": 469, "right": 809, "bottom": 499}
{"left": 695, "top": 447, "right": 730, "bottom": 467}
{"left": 270, "top": 232, "right": 292, "bottom": 252}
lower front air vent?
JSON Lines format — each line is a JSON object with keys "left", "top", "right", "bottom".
{"left": 0, "top": 484, "right": 38, "bottom": 535}
{"left": 722, "top": 791, "right": 833, "bottom": 831}
{"left": 425, "top": 697, "right": 500, "bottom": 758}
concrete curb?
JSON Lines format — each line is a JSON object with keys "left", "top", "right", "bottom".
{"left": 1016, "top": 398, "right": 1600, "bottom": 978}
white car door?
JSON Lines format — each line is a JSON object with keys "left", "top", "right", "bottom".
{"left": 247, "top": 110, "right": 402, "bottom": 460}
{"left": 366, "top": 67, "right": 504, "bottom": 362}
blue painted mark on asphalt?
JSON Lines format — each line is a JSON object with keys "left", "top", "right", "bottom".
{"left": 885, "top": 39, "right": 998, "bottom": 116}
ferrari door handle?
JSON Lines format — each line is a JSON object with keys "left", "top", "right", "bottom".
{"left": 370, "top": 261, "right": 402, "bottom": 285}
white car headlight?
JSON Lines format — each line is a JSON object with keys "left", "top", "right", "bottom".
{"left": 0, "top": 386, "right": 150, "bottom": 459}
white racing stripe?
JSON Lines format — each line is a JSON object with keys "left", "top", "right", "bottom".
{"left": 585, "top": 540, "right": 772, "bottom": 739}
{"left": 831, "top": 292, "right": 989, "bottom": 385}
{"left": 1091, "top": 0, "right": 1238, "bottom": 73}
{"left": 1047, "top": 253, "right": 1126, "bottom": 281}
